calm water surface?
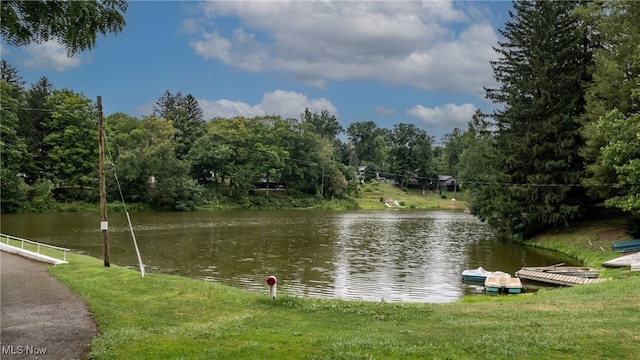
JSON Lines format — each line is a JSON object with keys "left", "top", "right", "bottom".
{"left": 1, "top": 210, "right": 579, "bottom": 302}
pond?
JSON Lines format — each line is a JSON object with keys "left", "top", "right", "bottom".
{"left": 0, "top": 210, "right": 580, "bottom": 302}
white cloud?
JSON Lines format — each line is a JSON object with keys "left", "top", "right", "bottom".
{"left": 421, "top": 0, "right": 469, "bottom": 23}
{"left": 186, "top": 1, "right": 499, "bottom": 94}
{"left": 199, "top": 98, "right": 264, "bottom": 119}
{"left": 261, "top": 90, "right": 337, "bottom": 119}
{"left": 406, "top": 103, "right": 476, "bottom": 128}
{"left": 375, "top": 105, "right": 396, "bottom": 116}
{"left": 189, "top": 31, "right": 233, "bottom": 64}
{"left": 134, "top": 102, "right": 155, "bottom": 117}
{"left": 180, "top": 18, "right": 203, "bottom": 34}
{"left": 199, "top": 90, "right": 337, "bottom": 120}
{"left": 20, "top": 41, "right": 86, "bottom": 71}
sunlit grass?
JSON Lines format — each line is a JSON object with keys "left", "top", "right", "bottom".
{"left": 527, "top": 217, "right": 636, "bottom": 279}
{"left": 354, "top": 181, "right": 468, "bottom": 210}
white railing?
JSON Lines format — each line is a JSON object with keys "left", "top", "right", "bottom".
{"left": 1, "top": 233, "right": 70, "bottom": 262}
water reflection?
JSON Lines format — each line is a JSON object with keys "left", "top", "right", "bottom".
{"left": 0, "top": 210, "right": 579, "bottom": 303}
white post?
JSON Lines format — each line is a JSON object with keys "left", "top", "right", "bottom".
{"left": 266, "top": 276, "right": 277, "bottom": 300}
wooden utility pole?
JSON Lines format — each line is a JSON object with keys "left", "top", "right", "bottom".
{"left": 98, "top": 96, "right": 110, "bottom": 267}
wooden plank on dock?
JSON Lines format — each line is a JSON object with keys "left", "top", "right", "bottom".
{"left": 515, "top": 269, "right": 610, "bottom": 286}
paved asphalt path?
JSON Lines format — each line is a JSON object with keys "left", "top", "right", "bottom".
{"left": 1, "top": 252, "right": 97, "bottom": 360}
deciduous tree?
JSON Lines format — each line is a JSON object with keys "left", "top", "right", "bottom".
{"left": 346, "top": 121, "right": 387, "bottom": 168}
{"left": 388, "top": 123, "right": 434, "bottom": 188}
{"left": 43, "top": 89, "right": 98, "bottom": 198}
{"left": 1, "top": 0, "right": 127, "bottom": 55}
{"left": 301, "top": 108, "right": 343, "bottom": 140}
{"left": 580, "top": 1, "right": 640, "bottom": 215}
{"left": 0, "top": 80, "right": 28, "bottom": 212}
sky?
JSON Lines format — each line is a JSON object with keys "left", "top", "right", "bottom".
{"left": 1, "top": 0, "right": 513, "bottom": 141}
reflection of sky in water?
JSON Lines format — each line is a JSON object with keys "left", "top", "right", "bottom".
{"left": 1, "top": 211, "right": 580, "bottom": 303}
{"left": 332, "top": 212, "right": 475, "bottom": 303}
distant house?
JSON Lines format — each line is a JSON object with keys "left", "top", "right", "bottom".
{"left": 255, "top": 177, "right": 287, "bottom": 190}
{"left": 408, "top": 170, "right": 421, "bottom": 188}
{"left": 437, "top": 175, "right": 459, "bottom": 191}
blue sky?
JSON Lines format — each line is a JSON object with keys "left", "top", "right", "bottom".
{"left": 1, "top": 0, "right": 513, "bottom": 140}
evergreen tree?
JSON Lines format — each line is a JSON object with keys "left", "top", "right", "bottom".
{"left": 348, "top": 147, "right": 360, "bottom": 170}
{"left": 19, "top": 76, "right": 54, "bottom": 183}
{"left": 154, "top": 91, "right": 205, "bottom": 159}
{"left": 0, "top": 60, "right": 25, "bottom": 93}
{"left": 477, "top": 0, "right": 594, "bottom": 239}
{"left": 178, "top": 93, "right": 206, "bottom": 159}
{"left": 154, "top": 91, "right": 178, "bottom": 120}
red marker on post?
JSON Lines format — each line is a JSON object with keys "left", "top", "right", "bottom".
{"left": 266, "top": 276, "right": 277, "bottom": 300}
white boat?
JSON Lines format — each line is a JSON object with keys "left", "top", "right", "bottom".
{"left": 602, "top": 252, "right": 640, "bottom": 268}
{"left": 461, "top": 267, "right": 510, "bottom": 282}
{"left": 484, "top": 275, "right": 522, "bottom": 294}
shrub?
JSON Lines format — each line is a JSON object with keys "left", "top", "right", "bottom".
{"left": 175, "top": 178, "right": 205, "bottom": 211}
{"left": 29, "top": 179, "right": 55, "bottom": 211}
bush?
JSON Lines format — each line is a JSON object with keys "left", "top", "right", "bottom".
{"left": 441, "top": 194, "right": 447, "bottom": 199}
{"left": 0, "top": 169, "right": 28, "bottom": 213}
{"left": 29, "top": 179, "right": 55, "bottom": 211}
{"left": 175, "top": 178, "right": 205, "bottom": 211}
{"left": 250, "top": 195, "right": 276, "bottom": 209}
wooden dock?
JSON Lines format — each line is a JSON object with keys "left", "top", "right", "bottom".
{"left": 515, "top": 269, "right": 610, "bottom": 286}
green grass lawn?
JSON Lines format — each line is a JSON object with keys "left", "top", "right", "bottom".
{"left": 48, "top": 217, "right": 640, "bottom": 360}
{"left": 354, "top": 181, "right": 468, "bottom": 211}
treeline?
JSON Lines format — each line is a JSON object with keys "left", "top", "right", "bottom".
{"left": 452, "top": 1, "right": 640, "bottom": 240}
{"left": 2, "top": 1, "right": 638, "bottom": 241}
{"left": 0, "top": 68, "right": 444, "bottom": 213}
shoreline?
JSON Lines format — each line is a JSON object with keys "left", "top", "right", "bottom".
{"left": 3, "top": 207, "right": 637, "bottom": 359}
{"left": 39, "top": 216, "right": 640, "bottom": 359}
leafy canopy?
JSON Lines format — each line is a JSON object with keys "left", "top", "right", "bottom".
{"left": 1, "top": 0, "right": 127, "bottom": 55}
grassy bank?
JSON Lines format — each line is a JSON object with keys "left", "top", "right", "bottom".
{"left": 526, "top": 217, "right": 635, "bottom": 278}
{"left": 197, "top": 181, "right": 468, "bottom": 211}
{"left": 21, "top": 182, "right": 466, "bottom": 213}
{"left": 48, "top": 218, "right": 639, "bottom": 360}
{"left": 354, "top": 181, "right": 468, "bottom": 210}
